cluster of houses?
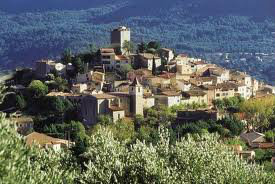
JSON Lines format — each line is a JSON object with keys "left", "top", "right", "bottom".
{"left": 17, "top": 26, "right": 274, "bottom": 151}
{"left": 33, "top": 26, "right": 275, "bottom": 127}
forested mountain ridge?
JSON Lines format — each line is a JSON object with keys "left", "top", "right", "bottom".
{"left": 0, "top": 0, "right": 274, "bottom": 84}
{"left": 1, "top": 0, "right": 274, "bottom": 17}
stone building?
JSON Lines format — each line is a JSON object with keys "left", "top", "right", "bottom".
{"left": 155, "top": 91, "right": 181, "bottom": 107}
{"left": 35, "top": 60, "right": 56, "bottom": 78}
{"left": 111, "top": 26, "right": 131, "bottom": 54}
{"left": 137, "top": 53, "right": 161, "bottom": 71}
{"left": 129, "top": 77, "right": 144, "bottom": 116}
{"left": 159, "top": 48, "right": 174, "bottom": 63}
{"left": 181, "top": 90, "right": 208, "bottom": 105}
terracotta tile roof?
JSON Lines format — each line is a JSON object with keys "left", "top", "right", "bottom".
{"left": 109, "top": 106, "right": 125, "bottom": 111}
{"left": 240, "top": 132, "right": 265, "bottom": 143}
{"left": 139, "top": 53, "right": 160, "bottom": 59}
{"left": 259, "top": 143, "right": 275, "bottom": 149}
{"left": 115, "top": 55, "right": 129, "bottom": 61}
{"left": 10, "top": 116, "right": 33, "bottom": 124}
{"left": 92, "top": 94, "right": 116, "bottom": 99}
{"left": 158, "top": 72, "right": 176, "bottom": 79}
{"left": 201, "top": 82, "right": 236, "bottom": 91}
{"left": 108, "top": 92, "right": 130, "bottom": 97}
{"left": 182, "top": 90, "right": 206, "bottom": 97}
{"left": 100, "top": 48, "right": 115, "bottom": 53}
{"left": 26, "top": 132, "right": 70, "bottom": 146}
{"left": 192, "top": 61, "right": 206, "bottom": 65}
{"left": 161, "top": 91, "right": 181, "bottom": 96}
{"left": 47, "top": 92, "right": 82, "bottom": 97}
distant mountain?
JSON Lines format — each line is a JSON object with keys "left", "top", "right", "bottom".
{"left": 1, "top": 0, "right": 274, "bottom": 17}
{"left": 0, "top": 0, "right": 274, "bottom": 84}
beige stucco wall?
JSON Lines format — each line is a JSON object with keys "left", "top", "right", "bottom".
{"left": 112, "top": 110, "right": 125, "bottom": 123}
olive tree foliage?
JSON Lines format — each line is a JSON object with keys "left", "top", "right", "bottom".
{"left": 240, "top": 95, "right": 275, "bottom": 129}
{"left": 79, "top": 127, "right": 275, "bottom": 184}
{"left": 0, "top": 113, "right": 77, "bottom": 184}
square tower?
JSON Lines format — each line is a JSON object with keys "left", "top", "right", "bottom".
{"left": 129, "top": 77, "right": 144, "bottom": 116}
{"left": 111, "top": 26, "right": 130, "bottom": 54}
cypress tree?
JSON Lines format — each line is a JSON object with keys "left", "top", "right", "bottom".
{"left": 152, "top": 56, "right": 157, "bottom": 76}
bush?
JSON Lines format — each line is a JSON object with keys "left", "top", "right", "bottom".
{"left": 265, "top": 130, "right": 275, "bottom": 143}
{"left": 79, "top": 127, "right": 275, "bottom": 183}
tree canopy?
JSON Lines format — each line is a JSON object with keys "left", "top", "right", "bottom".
{"left": 28, "top": 80, "right": 48, "bottom": 98}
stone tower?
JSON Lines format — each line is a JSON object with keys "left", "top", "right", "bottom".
{"left": 111, "top": 26, "right": 130, "bottom": 54}
{"left": 129, "top": 77, "right": 143, "bottom": 116}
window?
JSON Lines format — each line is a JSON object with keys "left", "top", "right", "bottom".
{"left": 138, "top": 87, "right": 140, "bottom": 92}
{"left": 118, "top": 114, "right": 120, "bottom": 119}
{"left": 102, "top": 56, "right": 110, "bottom": 59}
{"left": 116, "top": 65, "right": 120, "bottom": 68}
{"left": 216, "top": 93, "right": 220, "bottom": 97}
{"left": 116, "top": 61, "right": 120, "bottom": 64}
{"left": 103, "top": 61, "right": 111, "bottom": 64}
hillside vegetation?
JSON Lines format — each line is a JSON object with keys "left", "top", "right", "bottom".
{"left": 0, "top": 0, "right": 274, "bottom": 83}
{"left": 1, "top": 113, "right": 275, "bottom": 183}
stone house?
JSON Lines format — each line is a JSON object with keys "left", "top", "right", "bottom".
{"left": 76, "top": 71, "right": 94, "bottom": 83}
{"left": 10, "top": 116, "right": 33, "bottom": 135}
{"left": 35, "top": 60, "right": 56, "bottom": 78}
{"left": 190, "top": 77, "right": 215, "bottom": 86}
{"left": 137, "top": 53, "right": 161, "bottom": 71}
{"left": 206, "top": 67, "right": 230, "bottom": 84}
{"left": 176, "top": 63, "right": 193, "bottom": 75}
{"left": 72, "top": 83, "right": 88, "bottom": 93}
{"left": 240, "top": 132, "right": 266, "bottom": 148}
{"left": 176, "top": 80, "right": 191, "bottom": 92}
{"left": 181, "top": 90, "right": 208, "bottom": 105}
{"left": 159, "top": 48, "right": 174, "bottom": 63}
{"left": 100, "top": 48, "right": 116, "bottom": 70}
{"left": 155, "top": 91, "right": 181, "bottom": 107}
{"left": 81, "top": 93, "right": 119, "bottom": 126}
{"left": 176, "top": 109, "right": 223, "bottom": 122}
{"left": 81, "top": 78, "right": 145, "bottom": 125}
{"left": 25, "top": 132, "right": 74, "bottom": 151}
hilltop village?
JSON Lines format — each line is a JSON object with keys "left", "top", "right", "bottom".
{"left": 31, "top": 26, "right": 274, "bottom": 126}
{"left": 2, "top": 26, "right": 275, "bottom": 161}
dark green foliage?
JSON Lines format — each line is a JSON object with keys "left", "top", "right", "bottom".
{"left": 28, "top": 80, "right": 48, "bottom": 98}
{"left": 12, "top": 69, "right": 35, "bottom": 86}
{"left": 265, "top": 130, "right": 275, "bottom": 143}
{"left": 218, "top": 116, "right": 245, "bottom": 137}
{"left": 15, "top": 94, "right": 26, "bottom": 110}
{"left": 173, "top": 117, "right": 244, "bottom": 141}
{"left": 97, "top": 115, "right": 112, "bottom": 126}
{"left": 61, "top": 48, "right": 73, "bottom": 64}
{"left": 213, "top": 96, "right": 244, "bottom": 112}
{"left": 137, "top": 42, "right": 147, "bottom": 53}
{"left": 42, "top": 96, "right": 73, "bottom": 115}
{"left": 255, "top": 149, "right": 273, "bottom": 164}
{"left": 72, "top": 57, "right": 85, "bottom": 74}
{"left": 152, "top": 57, "right": 157, "bottom": 76}
{"left": 0, "top": 93, "right": 16, "bottom": 110}
{"left": 50, "top": 77, "right": 69, "bottom": 92}
{"left": 147, "top": 41, "right": 161, "bottom": 50}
